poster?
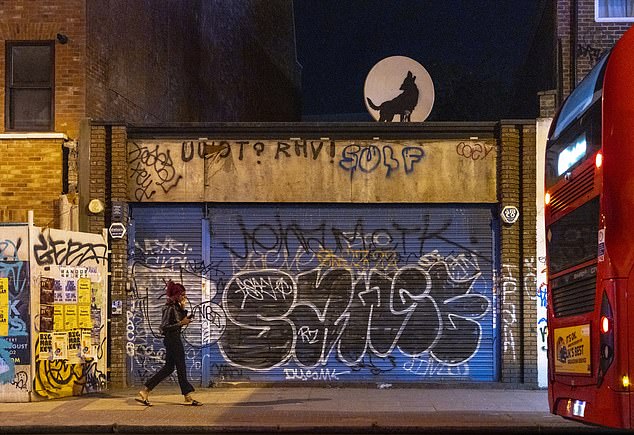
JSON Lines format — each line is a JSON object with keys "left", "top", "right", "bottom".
{"left": 39, "top": 332, "right": 53, "bottom": 360}
{"left": 78, "top": 305, "right": 92, "bottom": 329}
{"left": 78, "top": 278, "right": 91, "bottom": 304}
{"left": 0, "top": 277, "right": 8, "bottom": 337}
{"left": 53, "top": 304, "right": 64, "bottom": 331}
{"left": 67, "top": 329, "right": 82, "bottom": 363}
{"left": 54, "top": 279, "right": 63, "bottom": 303}
{"left": 52, "top": 332, "right": 68, "bottom": 360}
{"left": 81, "top": 330, "right": 94, "bottom": 359}
{"left": 91, "top": 307, "right": 102, "bottom": 342}
{"left": 40, "top": 277, "right": 55, "bottom": 304}
{"left": 554, "top": 324, "right": 591, "bottom": 374}
{"left": 64, "top": 305, "right": 78, "bottom": 330}
{"left": 40, "top": 304, "right": 54, "bottom": 332}
{"left": 62, "top": 279, "right": 77, "bottom": 304}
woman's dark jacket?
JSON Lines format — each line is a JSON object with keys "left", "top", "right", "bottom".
{"left": 159, "top": 302, "right": 187, "bottom": 337}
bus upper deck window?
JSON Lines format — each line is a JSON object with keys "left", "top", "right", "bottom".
{"left": 558, "top": 135, "right": 587, "bottom": 176}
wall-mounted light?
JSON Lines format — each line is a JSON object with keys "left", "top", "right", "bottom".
{"left": 56, "top": 33, "right": 68, "bottom": 44}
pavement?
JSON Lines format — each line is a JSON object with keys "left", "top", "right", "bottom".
{"left": 0, "top": 385, "right": 628, "bottom": 435}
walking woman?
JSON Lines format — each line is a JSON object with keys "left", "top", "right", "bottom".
{"left": 136, "top": 280, "right": 202, "bottom": 406}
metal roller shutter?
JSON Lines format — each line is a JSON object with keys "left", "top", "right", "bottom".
{"left": 208, "top": 204, "right": 497, "bottom": 384}
{"left": 128, "top": 204, "right": 207, "bottom": 387}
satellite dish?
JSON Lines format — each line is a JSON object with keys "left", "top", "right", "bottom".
{"left": 364, "top": 56, "right": 435, "bottom": 122}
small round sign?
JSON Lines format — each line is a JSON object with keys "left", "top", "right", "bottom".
{"left": 109, "top": 222, "right": 127, "bottom": 239}
{"left": 501, "top": 206, "right": 520, "bottom": 224}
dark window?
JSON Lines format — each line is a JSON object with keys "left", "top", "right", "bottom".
{"left": 5, "top": 41, "right": 54, "bottom": 131}
{"left": 547, "top": 196, "right": 600, "bottom": 274}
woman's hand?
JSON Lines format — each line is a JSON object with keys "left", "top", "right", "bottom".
{"left": 180, "top": 317, "right": 192, "bottom": 326}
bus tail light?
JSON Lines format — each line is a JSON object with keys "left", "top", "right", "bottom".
{"left": 595, "top": 152, "right": 603, "bottom": 168}
{"left": 598, "top": 292, "right": 614, "bottom": 386}
{"left": 545, "top": 192, "right": 551, "bottom": 205}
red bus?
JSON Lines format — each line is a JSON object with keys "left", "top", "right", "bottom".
{"left": 545, "top": 25, "right": 634, "bottom": 429}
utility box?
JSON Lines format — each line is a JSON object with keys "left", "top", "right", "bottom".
{"left": 0, "top": 219, "right": 108, "bottom": 401}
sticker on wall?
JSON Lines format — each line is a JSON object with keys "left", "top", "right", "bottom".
{"left": 501, "top": 206, "right": 520, "bottom": 224}
{"left": 364, "top": 56, "right": 435, "bottom": 122}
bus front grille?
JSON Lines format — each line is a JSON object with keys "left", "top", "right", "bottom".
{"left": 552, "top": 271, "right": 596, "bottom": 318}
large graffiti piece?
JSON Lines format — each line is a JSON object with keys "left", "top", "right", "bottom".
{"left": 127, "top": 205, "right": 495, "bottom": 385}
{"left": 0, "top": 229, "right": 31, "bottom": 400}
{"left": 220, "top": 264, "right": 490, "bottom": 371}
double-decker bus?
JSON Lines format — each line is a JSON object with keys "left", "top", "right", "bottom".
{"left": 545, "top": 25, "right": 634, "bottom": 429}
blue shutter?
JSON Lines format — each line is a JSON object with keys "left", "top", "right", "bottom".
{"left": 208, "top": 204, "right": 497, "bottom": 384}
{"left": 128, "top": 204, "right": 206, "bottom": 386}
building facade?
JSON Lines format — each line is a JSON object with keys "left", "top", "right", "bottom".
{"left": 555, "top": 0, "right": 633, "bottom": 103}
{"left": 0, "top": 0, "right": 300, "bottom": 399}
{"left": 86, "top": 121, "right": 539, "bottom": 388}
{"left": 0, "top": 0, "right": 301, "bottom": 229}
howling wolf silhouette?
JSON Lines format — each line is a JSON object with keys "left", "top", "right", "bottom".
{"left": 367, "top": 71, "right": 419, "bottom": 122}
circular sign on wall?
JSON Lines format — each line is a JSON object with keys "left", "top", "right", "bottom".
{"left": 364, "top": 56, "right": 435, "bottom": 122}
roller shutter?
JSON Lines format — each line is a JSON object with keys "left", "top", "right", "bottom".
{"left": 128, "top": 204, "right": 207, "bottom": 387}
{"left": 208, "top": 204, "right": 497, "bottom": 384}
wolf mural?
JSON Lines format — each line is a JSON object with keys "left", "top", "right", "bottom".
{"left": 367, "top": 71, "right": 419, "bottom": 122}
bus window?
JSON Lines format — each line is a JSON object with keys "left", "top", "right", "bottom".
{"left": 547, "top": 196, "right": 599, "bottom": 274}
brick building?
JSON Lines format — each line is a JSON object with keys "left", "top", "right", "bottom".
{"left": 0, "top": 0, "right": 301, "bottom": 228}
{"left": 3, "top": 1, "right": 600, "bottom": 395}
{"left": 554, "top": 0, "right": 633, "bottom": 104}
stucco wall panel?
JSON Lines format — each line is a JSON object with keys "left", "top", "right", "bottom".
{"left": 127, "top": 139, "right": 497, "bottom": 204}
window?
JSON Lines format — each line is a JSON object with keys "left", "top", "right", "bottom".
{"left": 596, "top": 0, "right": 634, "bottom": 21}
{"left": 5, "top": 41, "right": 54, "bottom": 131}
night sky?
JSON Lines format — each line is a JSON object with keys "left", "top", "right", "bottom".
{"left": 293, "top": 0, "right": 550, "bottom": 122}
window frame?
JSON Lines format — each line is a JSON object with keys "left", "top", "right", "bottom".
{"left": 5, "top": 40, "right": 55, "bottom": 131}
{"left": 595, "top": 0, "right": 634, "bottom": 22}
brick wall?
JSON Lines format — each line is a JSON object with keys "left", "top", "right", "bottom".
{"left": 108, "top": 126, "right": 129, "bottom": 387}
{"left": 557, "top": 0, "right": 632, "bottom": 98}
{"left": 498, "top": 121, "right": 538, "bottom": 386}
{"left": 85, "top": 1, "right": 300, "bottom": 124}
{"left": 0, "top": 0, "right": 86, "bottom": 138}
{"left": 0, "top": 139, "right": 63, "bottom": 226}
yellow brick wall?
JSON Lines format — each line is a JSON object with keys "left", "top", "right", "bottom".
{"left": 0, "top": 139, "right": 63, "bottom": 226}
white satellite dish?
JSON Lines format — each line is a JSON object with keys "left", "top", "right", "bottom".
{"left": 364, "top": 56, "right": 435, "bottom": 122}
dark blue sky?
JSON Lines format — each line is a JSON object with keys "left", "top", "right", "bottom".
{"left": 293, "top": 1, "right": 548, "bottom": 121}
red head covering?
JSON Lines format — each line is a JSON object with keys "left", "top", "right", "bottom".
{"left": 166, "top": 280, "right": 186, "bottom": 303}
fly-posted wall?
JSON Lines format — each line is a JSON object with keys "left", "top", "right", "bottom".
{"left": 122, "top": 127, "right": 507, "bottom": 386}
{"left": 0, "top": 220, "right": 108, "bottom": 401}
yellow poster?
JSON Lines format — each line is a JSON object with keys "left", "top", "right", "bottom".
{"left": 54, "top": 304, "right": 64, "bottom": 331}
{"left": 0, "top": 277, "right": 8, "bottom": 336}
{"left": 0, "top": 307, "right": 8, "bottom": 337}
{"left": 554, "top": 324, "right": 591, "bottom": 374}
{"left": 78, "top": 278, "right": 91, "bottom": 305}
{"left": 78, "top": 305, "right": 92, "bottom": 329}
{"left": 64, "top": 305, "right": 78, "bottom": 330}
{"left": 0, "top": 277, "right": 8, "bottom": 305}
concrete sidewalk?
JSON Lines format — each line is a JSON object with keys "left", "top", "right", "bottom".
{"left": 0, "top": 386, "right": 625, "bottom": 434}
